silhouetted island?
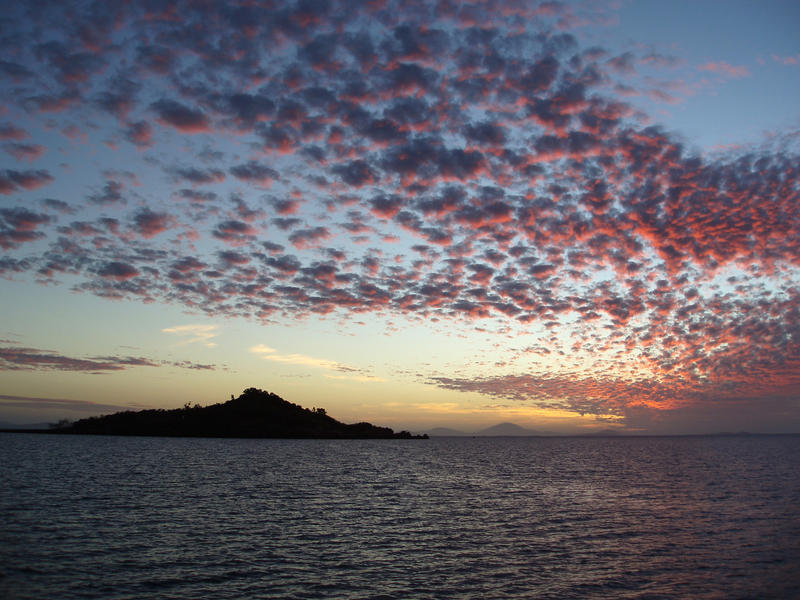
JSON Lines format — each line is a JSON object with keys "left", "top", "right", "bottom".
{"left": 50, "top": 388, "right": 427, "bottom": 439}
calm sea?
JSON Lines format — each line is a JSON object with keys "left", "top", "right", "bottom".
{"left": 1, "top": 433, "right": 799, "bottom": 599}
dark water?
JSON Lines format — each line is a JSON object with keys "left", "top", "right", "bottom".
{"left": 1, "top": 434, "right": 799, "bottom": 599}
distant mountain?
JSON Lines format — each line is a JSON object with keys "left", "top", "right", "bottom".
{"left": 475, "top": 422, "right": 548, "bottom": 436}
{"left": 47, "top": 388, "right": 427, "bottom": 439}
{"left": 425, "top": 423, "right": 556, "bottom": 436}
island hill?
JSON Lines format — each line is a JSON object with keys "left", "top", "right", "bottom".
{"left": 53, "top": 388, "right": 427, "bottom": 439}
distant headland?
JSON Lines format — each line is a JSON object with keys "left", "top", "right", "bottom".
{"left": 11, "top": 388, "right": 427, "bottom": 439}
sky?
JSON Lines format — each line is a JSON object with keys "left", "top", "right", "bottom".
{"left": 1, "top": 0, "right": 799, "bottom": 434}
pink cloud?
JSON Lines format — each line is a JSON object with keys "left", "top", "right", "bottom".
{"left": 151, "top": 99, "right": 211, "bottom": 133}
{"left": 697, "top": 61, "right": 751, "bottom": 78}
{"left": 133, "top": 209, "right": 173, "bottom": 238}
{"left": 771, "top": 54, "right": 800, "bottom": 66}
{"left": 4, "top": 143, "right": 46, "bottom": 162}
{"left": 0, "top": 124, "right": 29, "bottom": 141}
{"left": 97, "top": 261, "right": 139, "bottom": 280}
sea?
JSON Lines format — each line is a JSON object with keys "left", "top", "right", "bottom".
{"left": 1, "top": 433, "right": 799, "bottom": 599}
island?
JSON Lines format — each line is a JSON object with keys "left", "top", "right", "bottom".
{"left": 46, "top": 388, "right": 427, "bottom": 439}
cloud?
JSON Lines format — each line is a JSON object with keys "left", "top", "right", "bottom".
{"left": 97, "top": 261, "right": 139, "bottom": 281}
{"left": 250, "top": 344, "right": 277, "bottom": 354}
{"left": 771, "top": 53, "right": 800, "bottom": 66}
{"left": 325, "top": 373, "right": 386, "bottom": 383}
{"left": 133, "top": 209, "right": 173, "bottom": 238}
{"left": 0, "top": 123, "right": 29, "bottom": 141}
{"left": 331, "top": 160, "right": 377, "bottom": 187}
{"left": 124, "top": 120, "right": 153, "bottom": 148}
{"left": 258, "top": 351, "right": 342, "bottom": 370}
{"left": 222, "top": 92, "right": 276, "bottom": 128}
{"left": 151, "top": 99, "right": 211, "bottom": 133}
{"left": 0, "top": 60, "right": 33, "bottom": 81}
{"left": 0, "top": 346, "right": 159, "bottom": 373}
{"left": 162, "top": 324, "right": 219, "bottom": 347}
{"left": 250, "top": 344, "right": 382, "bottom": 381}
{"left": 0, "top": 394, "right": 146, "bottom": 415}
{"left": 169, "top": 167, "right": 226, "bottom": 186}
{"left": 0, "top": 169, "right": 54, "bottom": 194}
{"left": 229, "top": 161, "right": 279, "bottom": 186}
{"left": 0, "top": 207, "right": 51, "bottom": 249}
{"left": 429, "top": 355, "right": 800, "bottom": 429}
{"left": 289, "top": 226, "right": 331, "bottom": 250}
{"left": 212, "top": 219, "right": 258, "bottom": 245}
{"left": 697, "top": 61, "right": 750, "bottom": 78}
{"left": 167, "top": 361, "right": 216, "bottom": 371}
{"left": 87, "top": 178, "right": 125, "bottom": 204}
{"left": 4, "top": 143, "right": 46, "bottom": 162}
{"left": 0, "top": 341, "right": 218, "bottom": 375}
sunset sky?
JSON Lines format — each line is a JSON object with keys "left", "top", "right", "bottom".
{"left": 1, "top": 0, "right": 799, "bottom": 433}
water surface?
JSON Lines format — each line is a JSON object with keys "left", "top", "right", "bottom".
{"left": 2, "top": 434, "right": 799, "bottom": 599}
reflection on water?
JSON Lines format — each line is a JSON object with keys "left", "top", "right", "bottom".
{"left": 2, "top": 434, "right": 799, "bottom": 599}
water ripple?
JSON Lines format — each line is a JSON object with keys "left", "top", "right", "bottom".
{"left": 2, "top": 434, "right": 799, "bottom": 599}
